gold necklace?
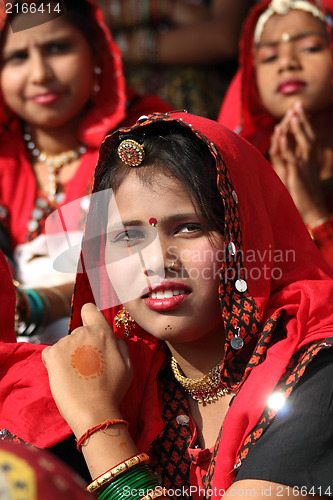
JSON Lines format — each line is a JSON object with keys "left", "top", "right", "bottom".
{"left": 170, "top": 356, "right": 230, "bottom": 405}
{"left": 23, "top": 130, "right": 87, "bottom": 204}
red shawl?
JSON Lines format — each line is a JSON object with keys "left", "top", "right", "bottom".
{"left": 0, "top": 113, "right": 333, "bottom": 493}
{"left": 218, "top": 0, "right": 333, "bottom": 154}
{"left": 0, "top": 0, "right": 171, "bottom": 247}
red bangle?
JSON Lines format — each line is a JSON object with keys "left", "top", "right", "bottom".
{"left": 76, "top": 419, "right": 129, "bottom": 452}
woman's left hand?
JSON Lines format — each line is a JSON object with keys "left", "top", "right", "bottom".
{"left": 42, "top": 303, "right": 134, "bottom": 437}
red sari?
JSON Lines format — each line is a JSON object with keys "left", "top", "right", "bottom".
{"left": 218, "top": 0, "right": 333, "bottom": 269}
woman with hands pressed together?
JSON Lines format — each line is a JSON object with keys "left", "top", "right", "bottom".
{"left": 218, "top": 0, "right": 333, "bottom": 267}
{"left": 25, "top": 111, "right": 333, "bottom": 499}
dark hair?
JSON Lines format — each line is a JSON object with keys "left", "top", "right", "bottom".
{"left": 96, "top": 122, "right": 225, "bottom": 236}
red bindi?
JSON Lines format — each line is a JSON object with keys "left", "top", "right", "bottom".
{"left": 149, "top": 218, "right": 157, "bottom": 227}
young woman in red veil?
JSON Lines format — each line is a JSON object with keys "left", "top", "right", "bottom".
{"left": 0, "top": 111, "right": 332, "bottom": 498}
{"left": 0, "top": 0, "right": 171, "bottom": 345}
{"left": 218, "top": 0, "right": 333, "bottom": 269}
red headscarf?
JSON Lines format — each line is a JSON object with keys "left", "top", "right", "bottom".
{"left": 218, "top": 0, "right": 333, "bottom": 154}
{"left": 0, "top": 113, "right": 333, "bottom": 493}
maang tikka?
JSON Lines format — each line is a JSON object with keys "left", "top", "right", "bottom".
{"left": 115, "top": 307, "right": 136, "bottom": 338}
{"left": 117, "top": 139, "right": 145, "bottom": 167}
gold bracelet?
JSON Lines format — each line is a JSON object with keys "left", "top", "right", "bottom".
{"left": 140, "top": 488, "right": 167, "bottom": 500}
{"left": 86, "top": 453, "right": 150, "bottom": 493}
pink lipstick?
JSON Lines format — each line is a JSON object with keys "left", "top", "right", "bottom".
{"left": 277, "top": 79, "right": 306, "bottom": 95}
{"left": 29, "top": 92, "right": 60, "bottom": 104}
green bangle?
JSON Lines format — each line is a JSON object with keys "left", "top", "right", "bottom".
{"left": 99, "top": 479, "right": 157, "bottom": 500}
{"left": 24, "top": 289, "right": 44, "bottom": 335}
{"left": 20, "top": 291, "right": 37, "bottom": 336}
{"left": 98, "top": 462, "right": 153, "bottom": 493}
{"left": 98, "top": 464, "right": 158, "bottom": 500}
{"left": 99, "top": 472, "right": 156, "bottom": 500}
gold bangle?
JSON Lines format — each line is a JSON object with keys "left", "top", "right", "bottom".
{"left": 140, "top": 488, "right": 167, "bottom": 500}
{"left": 86, "top": 453, "right": 150, "bottom": 493}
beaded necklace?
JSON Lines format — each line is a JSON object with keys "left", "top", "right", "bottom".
{"left": 23, "top": 129, "right": 87, "bottom": 204}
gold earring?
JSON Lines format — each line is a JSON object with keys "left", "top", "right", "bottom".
{"left": 115, "top": 307, "right": 136, "bottom": 338}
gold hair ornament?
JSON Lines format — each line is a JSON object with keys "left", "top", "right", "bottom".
{"left": 171, "top": 356, "right": 230, "bottom": 405}
{"left": 117, "top": 139, "right": 145, "bottom": 167}
{"left": 254, "top": 0, "right": 327, "bottom": 44}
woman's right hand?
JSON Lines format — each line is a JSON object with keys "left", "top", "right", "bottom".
{"left": 42, "top": 303, "right": 134, "bottom": 437}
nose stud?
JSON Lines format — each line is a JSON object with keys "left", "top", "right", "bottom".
{"left": 166, "top": 261, "right": 179, "bottom": 272}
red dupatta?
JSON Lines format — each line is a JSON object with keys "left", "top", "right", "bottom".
{"left": 218, "top": 0, "right": 333, "bottom": 155}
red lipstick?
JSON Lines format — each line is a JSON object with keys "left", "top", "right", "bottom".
{"left": 142, "top": 282, "right": 191, "bottom": 311}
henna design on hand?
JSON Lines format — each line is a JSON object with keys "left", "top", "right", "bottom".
{"left": 71, "top": 345, "right": 106, "bottom": 380}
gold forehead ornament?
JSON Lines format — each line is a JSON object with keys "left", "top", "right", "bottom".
{"left": 117, "top": 139, "right": 145, "bottom": 167}
{"left": 254, "top": 0, "right": 326, "bottom": 44}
